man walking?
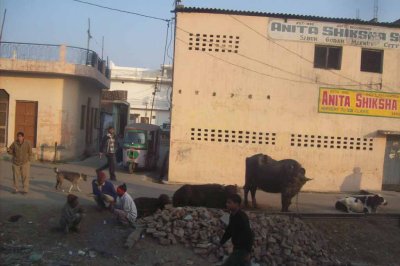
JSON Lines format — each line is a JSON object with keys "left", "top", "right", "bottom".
{"left": 7, "top": 132, "right": 33, "bottom": 194}
{"left": 220, "top": 194, "right": 254, "bottom": 266}
{"left": 97, "top": 126, "right": 117, "bottom": 181}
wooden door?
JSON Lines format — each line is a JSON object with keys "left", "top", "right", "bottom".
{"left": 382, "top": 136, "right": 400, "bottom": 191}
{"left": 15, "top": 101, "right": 38, "bottom": 147}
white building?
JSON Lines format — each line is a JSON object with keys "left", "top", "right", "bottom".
{"left": 110, "top": 63, "right": 172, "bottom": 126}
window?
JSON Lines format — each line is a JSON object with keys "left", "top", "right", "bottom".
{"left": 129, "top": 113, "right": 140, "bottom": 123}
{"left": 124, "top": 131, "right": 146, "bottom": 144}
{"left": 140, "top": 117, "right": 149, "bottom": 124}
{"left": 80, "top": 105, "right": 86, "bottom": 129}
{"left": 361, "top": 49, "right": 383, "bottom": 73}
{"left": 314, "top": 45, "right": 342, "bottom": 70}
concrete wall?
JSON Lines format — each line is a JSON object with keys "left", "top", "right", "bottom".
{"left": 0, "top": 73, "right": 101, "bottom": 160}
{"left": 170, "top": 12, "right": 400, "bottom": 191}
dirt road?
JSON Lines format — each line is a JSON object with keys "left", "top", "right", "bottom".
{"left": 1, "top": 156, "right": 400, "bottom": 265}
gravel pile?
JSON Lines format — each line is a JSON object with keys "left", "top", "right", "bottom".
{"left": 138, "top": 205, "right": 341, "bottom": 265}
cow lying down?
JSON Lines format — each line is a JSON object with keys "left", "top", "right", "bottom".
{"left": 173, "top": 184, "right": 239, "bottom": 209}
{"left": 335, "top": 192, "right": 387, "bottom": 213}
{"left": 134, "top": 194, "right": 171, "bottom": 218}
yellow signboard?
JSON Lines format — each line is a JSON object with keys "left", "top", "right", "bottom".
{"left": 318, "top": 88, "right": 400, "bottom": 118}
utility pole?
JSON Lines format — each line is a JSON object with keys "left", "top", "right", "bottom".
{"left": 0, "top": 9, "right": 7, "bottom": 43}
{"left": 149, "top": 77, "right": 159, "bottom": 125}
{"left": 86, "top": 18, "right": 92, "bottom": 65}
{"left": 373, "top": 0, "right": 379, "bottom": 22}
{"left": 356, "top": 9, "right": 360, "bottom": 20}
{"left": 101, "top": 36, "right": 104, "bottom": 60}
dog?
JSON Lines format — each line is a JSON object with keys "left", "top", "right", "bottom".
{"left": 54, "top": 168, "right": 88, "bottom": 193}
{"left": 335, "top": 192, "right": 387, "bottom": 213}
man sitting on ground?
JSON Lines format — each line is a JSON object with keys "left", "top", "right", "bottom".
{"left": 60, "top": 194, "right": 84, "bottom": 234}
{"left": 92, "top": 171, "right": 117, "bottom": 210}
{"left": 112, "top": 183, "right": 137, "bottom": 226}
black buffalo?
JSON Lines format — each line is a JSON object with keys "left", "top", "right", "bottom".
{"left": 134, "top": 194, "right": 171, "bottom": 218}
{"left": 173, "top": 184, "right": 239, "bottom": 209}
{"left": 244, "top": 153, "right": 311, "bottom": 212}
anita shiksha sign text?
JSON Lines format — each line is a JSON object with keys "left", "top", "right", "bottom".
{"left": 318, "top": 88, "right": 400, "bottom": 118}
{"left": 269, "top": 19, "right": 400, "bottom": 49}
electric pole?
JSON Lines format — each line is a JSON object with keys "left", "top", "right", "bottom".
{"left": 0, "top": 9, "right": 7, "bottom": 43}
{"left": 373, "top": 0, "right": 379, "bottom": 22}
{"left": 149, "top": 77, "right": 159, "bottom": 124}
{"left": 86, "top": 18, "right": 92, "bottom": 65}
{"left": 101, "top": 36, "right": 104, "bottom": 60}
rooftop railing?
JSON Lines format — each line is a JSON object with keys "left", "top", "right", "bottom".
{"left": 0, "top": 42, "right": 110, "bottom": 79}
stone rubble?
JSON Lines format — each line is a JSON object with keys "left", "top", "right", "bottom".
{"left": 137, "top": 205, "right": 342, "bottom": 265}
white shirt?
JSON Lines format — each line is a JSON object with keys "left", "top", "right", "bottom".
{"left": 116, "top": 192, "right": 137, "bottom": 223}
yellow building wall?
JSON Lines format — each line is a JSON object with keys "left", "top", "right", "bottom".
{"left": 170, "top": 12, "right": 400, "bottom": 191}
{"left": 0, "top": 74, "right": 101, "bottom": 160}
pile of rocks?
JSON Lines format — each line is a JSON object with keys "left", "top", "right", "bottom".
{"left": 138, "top": 206, "right": 341, "bottom": 265}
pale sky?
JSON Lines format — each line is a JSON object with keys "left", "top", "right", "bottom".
{"left": 1, "top": 0, "right": 399, "bottom": 68}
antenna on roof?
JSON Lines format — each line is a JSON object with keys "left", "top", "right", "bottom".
{"left": 373, "top": 0, "right": 378, "bottom": 22}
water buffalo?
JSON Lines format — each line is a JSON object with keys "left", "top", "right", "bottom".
{"left": 134, "top": 194, "right": 171, "bottom": 218}
{"left": 244, "top": 153, "right": 311, "bottom": 212}
{"left": 173, "top": 184, "right": 239, "bottom": 209}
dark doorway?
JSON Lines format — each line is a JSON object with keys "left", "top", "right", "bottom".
{"left": 382, "top": 136, "right": 400, "bottom": 191}
{"left": 0, "top": 89, "right": 9, "bottom": 148}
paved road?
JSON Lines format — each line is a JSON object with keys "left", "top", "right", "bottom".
{"left": 1, "top": 154, "right": 399, "bottom": 214}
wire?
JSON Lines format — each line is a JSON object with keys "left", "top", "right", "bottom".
{"left": 150, "top": 21, "right": 171, "bottom": 120}
{"left": 71, "top": 0, "right": 170, "bottom": 22}
{"left": 176, "top": 37, "right": 316, "bottom": 84}
{"left": 175, "top": 26, "right": 384, "bottom": 88}
{"left": 228, "top": 15, "right": 389, "bottom": 90}
{"left": 166, "top": 18, "right": 175, "bottom": 62}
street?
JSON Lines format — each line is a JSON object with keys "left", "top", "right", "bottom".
{"left": 1, "top": 154, "right": 399, "bottom": 214}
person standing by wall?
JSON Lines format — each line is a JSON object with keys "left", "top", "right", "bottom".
{"left": 7, "top": 132, "right": 33, "bottom": 194}
{"left": 97, "top": 126, "right": 117, "bottom": 181}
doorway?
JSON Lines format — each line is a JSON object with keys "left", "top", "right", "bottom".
{"left": 15, "top": 101, "right": 38, "bottom": 147}
{"left": 0, "top": 89, "right": 9, "bottom": 148}
{"left": 382, "top": 135, "right": 400, "bottom": 191}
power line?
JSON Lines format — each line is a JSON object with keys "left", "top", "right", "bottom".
{"left": 175, "top": 36, "right": 384, "bottom": 88}
{"left": 176, "top": 31, "right": 382, "bottom": 86}
{"left": 150, "top": 21, "right": 170, "bottom": 123}
{"left": 228, "top": 15, "right": 389, "bottom": 90}
{"left": 71, "top": 0, "right": 170, "bottom": 22}
{"left": 175, "top": 25, "right": 383, "bottom": 89}
{"left": 166, "top": 18, "right": 175, "bottom": 62}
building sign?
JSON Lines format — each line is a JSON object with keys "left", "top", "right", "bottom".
{"left": 268, "top": 19, "right": 400, "bottom": 49}
{"left": 318, "top": 88, "right": 400, "bottom": 118}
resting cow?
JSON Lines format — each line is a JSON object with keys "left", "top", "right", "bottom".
{"left": 244, "top": 153, "right": 311, "bottom": 212}
{"left": 335, "top": 193, "right": 387, "bottom": 213}
{"left": 134, "top": 194, "right": 171, "bottom": 218}
{"left": 173, "top": 184, "right": 239, "bottom": 209}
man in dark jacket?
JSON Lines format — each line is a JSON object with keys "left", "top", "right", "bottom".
{"left": 220, "top": 194, "right": 253, "bottom": 266}
{"left": 97, "top": 126, "right": 117, "bottom": 181}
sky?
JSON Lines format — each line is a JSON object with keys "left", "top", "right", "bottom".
{"left": 1, "top": 0, "right": 399, "bottom": 69}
